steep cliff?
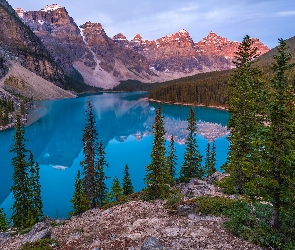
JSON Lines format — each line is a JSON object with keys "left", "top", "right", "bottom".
{"left": 20, "top": 4, "right": 95, "bottom": 75}
{"left": 0, "top": 0, "right": 64, "bottom": 85}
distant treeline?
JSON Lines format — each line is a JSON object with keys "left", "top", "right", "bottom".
{"left": 148, "top": 36, "right": 295, "bottom": 107}
{"left": 0, "top": 97, "right": 14, "bottom": 126}
{"left": 110, "top": 80, "right": 166, "bottom": 92}
{"left": 148, "top": 70, "right": 230, "bottom": 107}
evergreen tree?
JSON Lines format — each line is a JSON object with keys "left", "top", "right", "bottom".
{"left": 10, "top": 115, "right": 32, "bottom": 228}
{"left": 108, "top": 177, "right": 124, "bottom": 202}
{"left": 204, "top": 142, "right": 217, "bottom": 177}
{"left": 179, "top": 107, "right": 203, "bottom": 182}
{"left": 122, "top": 164, "right": 134, "bottom": 196}
{"left": 81, "top": 100, "right": 99, "bottom": 208}
{"left": 96, "top": 140, "right": 109, "bottom": 207}
{"left": 69, "top": 170, "right": 89, "bottom": 216}
{"left": 223, "top": 35, "right": 265, "bottom": 194}
{"left": 0, "top": 208, "right": 8, "bottom": 231}
{"left": 209, "top": 142, "right": 217, "bottom": 176}
{"left": 204, "top": 143, "right": 211, "bottom": 176}
{"left": 253, "top": 39, "right": 295, "bottom": 230}
{"left": 20, "top": 102, "right": 25, "bottom": 116}
{"left": 145, "top": 105, "right": 172, "bottom": 199}
{"left": 28, "top": 151, "right": 43, "bottom": 224}
{"left": 166, "top": 136, "right": 177, "bottom": 182}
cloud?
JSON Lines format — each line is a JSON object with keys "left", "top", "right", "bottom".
{"left": 275, "top": 11, "right": 295, "bottom": 17}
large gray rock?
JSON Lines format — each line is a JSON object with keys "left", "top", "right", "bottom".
{"left": 177, "top": 204, "right": 197, "bottom": 216}
{"left": 0, "top": 232, "right": 11, "bottom": 244}
{"left": 22, "top": 221, "right": 51, "bottom": 244}
{"left": 204, "top": 171, "right": 228, "bottom": 185}
{"left": 141, "top": 237, "right": 164, "bottom": 250}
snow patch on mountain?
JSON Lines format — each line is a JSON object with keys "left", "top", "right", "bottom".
{"left": 15, "top": 8, "right": 26, "bottom": 18}
{"left": 41, "top": 4, "right": 63, "bottom": 12}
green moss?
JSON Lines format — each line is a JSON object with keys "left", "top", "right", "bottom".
{"left": 21, "top": 239, "right": 59, "bottom": 250}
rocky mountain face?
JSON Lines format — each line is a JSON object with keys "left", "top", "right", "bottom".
{"left": 196, "top": 31, "right": 269, "bottom": 59}
{"left": 15, "top": 4, "right": 270, "bottom": 89}
{"left": 18, "top": 6, "right": 155, "bottom": 88}
{"left": 78, "top": 22, "right": 154, "bottom": 88}
{"left": 113, "top": 30, "right": 270, "bottom": 75}
{"left": 19, "top": 4, "right": 95, "bottom": 75}
{"left": 0, "top": 0, "right": 64, "bottom": 85}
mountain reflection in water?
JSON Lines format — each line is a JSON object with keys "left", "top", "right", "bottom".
{"left": 0, "top": 92, "right": 229, "bottom": 218}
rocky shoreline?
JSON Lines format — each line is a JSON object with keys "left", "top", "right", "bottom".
{"left": 1, "top": 174, "right": 262, "bottom": 250}
{"left": 147, "top": 98, "right": 228, "bottom": 111}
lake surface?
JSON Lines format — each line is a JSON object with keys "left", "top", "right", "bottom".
{"left": 0, "top": 92, "right": 230, "bottom": 218}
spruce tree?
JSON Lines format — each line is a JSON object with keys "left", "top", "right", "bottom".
{"left": 10, "top": 115, "right": 35, "bottom": 228}
{"left": 69, "top": 170, "right": 89, "bottom": 216}
{"left": 208, "top": 142, "right": 217, "bottom": 176}
{"left": 223, "top": 35, "right": 265, "bottom": 194}
{"left": 0, "top": 208, "right": 8, "bottom": 231}
{"left": 28, "top": 151, "right": 43, "bottom": 224}
{"left": 81, "top": 100, "right": 99, "bottom": 208}
{"left": 122, "top": 164, "right": 134, "bottom": 196}
{"left": 108, "top": 177, "right": 124, "bottom": 202}
{"left": 254, "top": 39, "right": 295, "bottom": 230}
{"left": 145, "top": 105, "right": 171, "bottom": 199}
{"left": 179, "top": 107, "right": 203, "bottom": 182}
{"left": 96, "top": 140, "right": 109, "bottom": 207}
{"left": 204, "top": 143, "right": 211, "bottom": 176}
{"left": 166, "top": 136, "right": 177, "bottom": 182}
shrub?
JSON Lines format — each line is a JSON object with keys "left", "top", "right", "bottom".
{"left": 21, "top": 239, "right": 58, "bottom": 250}
{"left": 193, "top": 196, "right": 237, "bottom": 216}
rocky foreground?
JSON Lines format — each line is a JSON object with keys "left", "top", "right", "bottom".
{"left": 1, "top": 176, "right": 262, "bottom": 250}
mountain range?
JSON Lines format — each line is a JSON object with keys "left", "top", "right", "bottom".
{"left": 14, "top": 3, "right": 269, "bottom": 90}
{"left": 0, "top": 1, "right": 270, "bottom": 101}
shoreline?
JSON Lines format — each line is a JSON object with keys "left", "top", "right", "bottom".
{"left": 146, "top": 98, "right": 228, "bottom": 111}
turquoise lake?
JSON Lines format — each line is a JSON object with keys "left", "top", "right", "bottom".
{"left": 0, "top": 92, "right": 230, "bottom": 218}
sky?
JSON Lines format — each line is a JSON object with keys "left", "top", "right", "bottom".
{"left": 7, "top": 0, "right": 295, "bottom": 49}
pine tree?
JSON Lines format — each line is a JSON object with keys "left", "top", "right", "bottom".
{"left": 208, "top": 142, "right": 217, "bottom": 176}
{"left": 179, "top": 107, "right": 203, "bottom": 182}
{"left": 254, "top": 39, "right": 295, "bottom": 230}
{"left": 166, "top": 136, "right": 177, "bottom": 182}
{"left": 145, "top": 105, "right": 171, "bottom": 199}
{"left": 96, "top": 140, "right": 109, "bottom": 207}
{"left": 204, "top": 142, "right": 217, "bottom": 177}
{"left": 69, "top": 170, "right": 89, "bottom": 216}
{"left": 28, "top": 151, "right": 43, "bottom": 224}
{"left": 204, "top": 143, "right": 211, "bottom": 176}
{"left": 223, "top": 35, "right": 265, "bottom": 194}
{"left": 122, "top": 164, "right": 134, "bottom": 196}
{"left": 81, "top": 100, "right": 99, "bottom": 208}
{"left": 0, "top": 208, "right": 8, "bottom": 231}
{"left": 108, "top": 177, "right": 124, "bottom": 202}
{"left": 10, "top": 115, "right": 32, "bottom": 228}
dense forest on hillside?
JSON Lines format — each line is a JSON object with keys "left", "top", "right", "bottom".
{"left": 109, "top": 80, "right": 166, "bottom": 92}
{"left": 148, "top": 70, "right": 230, "bottom": 107}
{"left": 148, "top": 36, "right": 295, "bottom": 106}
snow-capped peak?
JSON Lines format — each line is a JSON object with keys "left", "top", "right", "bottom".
{"left": 178, "top": 29, "right": 189, "bottom": 34}
{"left": 15, "top": 8, "right": 26, "bottom": 18}
{"left": 41, "top": 4, "right": 63, "bottom": 12}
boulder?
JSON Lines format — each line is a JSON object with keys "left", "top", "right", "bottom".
{"left": 140, "top": 237, "right": 164, "bottom": 250}
{"left": 22, "top": 221, "right": 51, "bottom": 244}
{"left": 177, "top": 204, "right": 197, "bottom": 216}
{"left": 0, "top": 232, "right": 11, "bottom": 244}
